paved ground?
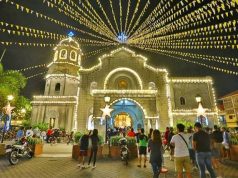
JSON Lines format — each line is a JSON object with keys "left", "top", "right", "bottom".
{"left": 0, "top": 143, "right": 237, "bottom": 178}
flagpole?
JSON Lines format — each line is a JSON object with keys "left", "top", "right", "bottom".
{"left": 0, "top": 49, "right": 6, "bottom": 63}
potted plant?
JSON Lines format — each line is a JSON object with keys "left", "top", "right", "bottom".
{"left": 109, "top": 136, "right": 121, "bottom": 159}
{"left": 72, "top": 132, "right": 83, "bottom": 160}
{"left": 126, "top": 137, "right": 137, "bottom": 159}
{"left": 27, "top": 137, "right": 43, "bottom": 156}
{"left": 230, "top": 133, "right": 238, "bottom": 161}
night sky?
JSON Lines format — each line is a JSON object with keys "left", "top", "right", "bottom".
{"left": 0, "top": 0, "right": 238, "bottom": 99}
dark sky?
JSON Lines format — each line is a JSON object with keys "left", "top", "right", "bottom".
{"left": 0, "top": 0, "right": 238, "bottom": 99}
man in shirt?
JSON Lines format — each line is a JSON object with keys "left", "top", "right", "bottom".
{"left": 137, "top": 128, "right": 148, "bottom": 168}
{"left": 193, "top": 122, "right": 216, "bottom": 178}
{"left": 170, "top": 123, "right": 192, "bottom": 178}
{"left": 212, "top": 125, "right": 223, "bottom": 160}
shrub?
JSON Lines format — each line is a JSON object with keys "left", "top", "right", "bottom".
{"left": 110, "top": 136, "right": 136, "bottom": 146}
{"left": 32, "top": 122, "right": 48, "bottom": 131}
{"left": 74, "top": 132, "right": 83, "bottom": 144}
{"left": 98, "top": 135, "right": 104, "bottom": 145}
{"left": 230, "top": 133, "right": 238, "bottom": 145}
{"left": 27, "top": 137, "right": 43, "bottom": 145}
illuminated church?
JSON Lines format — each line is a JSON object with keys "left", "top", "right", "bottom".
{"left": 31, "top": 37, "right": 218, "bottom": 134}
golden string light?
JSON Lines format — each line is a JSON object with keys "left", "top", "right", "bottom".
{"left": 82, "top": 0, "right": 117, "bottom": 37}
{"left": 126, "top": 0, "right": 141, "bottom": 34}
{"left": 119, "top": 0, "right": 123, "bottom": 33}
{"left": 95, "top": 0, "right": 118, "bottom": 37}
{"left": 17, "top": 64, "right": 47, "bottom": 72}
{"left": 130, "top": 0, "right": 235, "bottom": 41}
{"left": 127, "top": 0, "right": 151, "bottom": 37}
{"left": 63, "top": 0, "right": 114, "bottom": 37}
{"left": 4, "top": 0, "right": 115, "bottom": 43}
{"left": 26, "top": 72, "right": 47, "bottom": 79}
{"left": 109, "top": 0, "right": 120, "bottom": 34}
{"left": 0, "top": 0, "right": 238, "bottom": 76}
{"left": 43, "top": 0, "right": 116, "bottom": 42}
{"left": 130, "top": 0, "right": 174, "bottom": 39}
{"left": 131, "top": 45, "right": 238, "bottom": 75}
{"left": 124, "top": 0, "right": 131, "bottom": 34}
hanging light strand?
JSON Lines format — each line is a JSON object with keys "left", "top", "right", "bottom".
{"left": 4, "top": 0, "right": 115, "bottom": 43}
{"left": 43, "top": 0, "right": 116, "bottom": 42}
{"left": 124, "top": 0, "right": 131, "bottom": 34}
{"left": 66, "top": 0, "right": 115, "bottom": 37}
{"left": 95, "top": 0, "right": 118, "bottom": 37}
{"left": 109, "top": 0, "right": 120, "bottom": 34}
{"left": 127, "top": 0, "right": 151, "bottom": 37}
{"left": 126, "top": 0, "right": 141, "bottom": 34}
{"left": 131, "top": 45, "right": 238, "bottom": 75}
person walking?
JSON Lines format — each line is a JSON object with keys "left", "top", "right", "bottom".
{"left": 193, "top": 122, "right": 217, "bottom": 178}
{"left": 148, "top": 129, "right": 163, "bottom": 178}
{"left": 221, "top": 127, "right": 230, "bottom": 160}
{"left": 168, "top": 127, "right": 175, "bottom": 161}
{"left": 212, "top": 125, "right": 223, "bottom": 161}
{"left": 170, "top": 124, "right": 192, "bottom": 178}
{"left": 137, "top": 128, "right": 148, "bottom": 168}
{"left": 78, "top": 131, "right": 91, "bottom": 169}
{"left": 88, "top": 129, "right": 100, "bottom": 169}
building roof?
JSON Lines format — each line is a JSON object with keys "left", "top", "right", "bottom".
{"left": 220, "top": 90, "right": 238, "bottom": 99}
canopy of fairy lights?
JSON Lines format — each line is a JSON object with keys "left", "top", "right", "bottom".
{"left": 0, "top": 0, "right": 238, "bottom": 79}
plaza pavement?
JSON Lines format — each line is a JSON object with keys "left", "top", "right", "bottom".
{"left": 0, "top": 143, "right": 237, "bottom": 178}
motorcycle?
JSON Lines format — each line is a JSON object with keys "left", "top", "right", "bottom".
{"left": 119, "top": 137, "right": 129, "bottom": 165}
{"left": 6, "top": 137, "right": 33, "bottom": 165}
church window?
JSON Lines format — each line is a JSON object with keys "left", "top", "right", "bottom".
{"left": 55, "top": 83, "right": 61, "bottom": 92}
{"left": 180, "top": 97, "right": 186, "bottom": 105}
{"left": 118, "top": 80, "right": 128, "bottom": 89}
{"left": 59, "top": 49, "right": 67, "bottom": 59}
{"left": 70, "top": 50, "right": 77, "bottom": 61}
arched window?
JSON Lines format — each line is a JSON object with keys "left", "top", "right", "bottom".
{"left": 180, "top": 97, "right": 186, "bottom": 105}
{"left": 55, "top": 83, "right": 61, "bottom": 92}
{"left": 70, "top": 50, "right": 77, "bottom": 61}
{"left": 59, "top": 49, "right": 67, "bottom": 59}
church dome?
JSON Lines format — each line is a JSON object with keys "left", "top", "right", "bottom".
{"left": 58, "top": 37, "right": 81, "bottom": 50}
{"left": 52, "top": 36, "right": 83, "bottom": 66}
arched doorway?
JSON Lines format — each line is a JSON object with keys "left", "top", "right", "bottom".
{"left": 109, "top": 99, "right": 145, "bottom": 131}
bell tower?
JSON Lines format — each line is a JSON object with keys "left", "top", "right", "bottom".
{"left": 44, "top": 35, "right": 82, "bottom": 96}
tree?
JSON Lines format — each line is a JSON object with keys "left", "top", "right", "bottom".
{"left": 0, "top": 63, "right": 31, "bottom": 123}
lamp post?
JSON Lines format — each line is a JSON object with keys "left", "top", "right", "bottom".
{"left": 100, "top": 96, "right": 113, "bottom": 143}
{"left": 1, "top": 95, "right": 14, "bottom": 143}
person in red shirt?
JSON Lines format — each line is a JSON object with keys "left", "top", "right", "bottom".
{"left": 127, "top": 128, "right": 136, "bottom": 137}
{"left": 46, "top": 126, "right": 53, "bottom": 143}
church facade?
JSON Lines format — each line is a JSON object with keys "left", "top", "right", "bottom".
{"left": 31, "top": 37, "right": 218, "bottom": 134}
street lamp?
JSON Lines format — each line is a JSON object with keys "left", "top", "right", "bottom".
{"left": 100, "top": 96, "right": 113, "bottom": 143}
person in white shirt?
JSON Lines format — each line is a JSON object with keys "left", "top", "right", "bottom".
{"left": 170, "top": 124, "right": 192, "bottom": 178}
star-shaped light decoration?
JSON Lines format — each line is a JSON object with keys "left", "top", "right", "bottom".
{"left": 100, "top": 104, "right": 113, "bottom": 119}
{"left": 3, "top": 102, "right": 15, "bottom": 116}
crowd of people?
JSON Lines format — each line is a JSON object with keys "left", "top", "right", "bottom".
{"left": 76, "top": 123, "right": 232, "bottom": 178}
{"left": 2, "top": 123, "right": 233, "bottom": 178}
